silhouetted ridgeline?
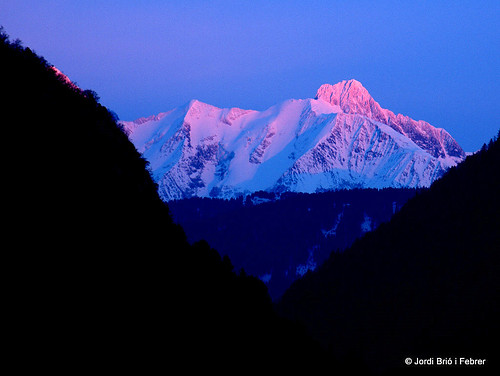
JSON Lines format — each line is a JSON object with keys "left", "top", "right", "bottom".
{"left": 277, "top": 133, "right": 500, "bottom": 374}
{"left": 1, "top": 28, "right": 325, "bottom": 372}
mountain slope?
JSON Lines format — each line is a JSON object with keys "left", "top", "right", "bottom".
{"left": 276, "top": 133, "right": 500, "bottom": 374}
{"left": 316, "top": 80, "right": 464, "bottom": 160}
{"left": 2, "top": 27, "right": 325, "bottom": 373}
{"left": 123, "top": 80, "right": 465, "bottom": 200}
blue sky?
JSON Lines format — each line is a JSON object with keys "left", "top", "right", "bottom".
{"left": 2, "top": 0, "right": 498, "bottom": 151}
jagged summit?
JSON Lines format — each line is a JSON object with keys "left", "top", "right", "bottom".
{"left": 316, "top": 79, "right": 382, "bottom": 120}
{"left": 315, "top": 79, "right": 369, "bottom": 103}
{"left": 316, "top": 80, "right": 465, "bottom": 160}
{"left": 122, "top": 80, "right": 466, "bottom": 200}
{"left": 186, "top": 98, "right": 214, "bottom": 110}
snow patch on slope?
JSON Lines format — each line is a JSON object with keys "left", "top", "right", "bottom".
{"left": 122, "top": 81, "right": 466, "bottom": 200}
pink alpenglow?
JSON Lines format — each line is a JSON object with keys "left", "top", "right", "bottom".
{"left": 316, "top": 80, "right": 465, "bottom": 161}
{"left": 122, "top": 80, "right": 466, "bottom": 200}
{"left": 50, "top": 66, "right": 79, "bottom": 90}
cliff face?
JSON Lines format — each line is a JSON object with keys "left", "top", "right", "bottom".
{"left": 316, "top": 79, "right": 465, "bottom": 160}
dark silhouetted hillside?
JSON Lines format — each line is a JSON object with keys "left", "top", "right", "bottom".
{"left": 1, "top": 28, "right": 325, "bottom": 373}
{"left": 277, "top": 133, "right": 500, "bottom": 374}
{"left": 169, "top": 188, "right": 418, "bottom": 300}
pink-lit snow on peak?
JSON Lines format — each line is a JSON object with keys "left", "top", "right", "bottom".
{"left": 316, "top": 80, "right": 465, "bottom": 160}
{"left": 121, "top": 79, "right": 467, "bottom": 200}
{"left": 315, "top": 79, "right": 382, "bottom": 120}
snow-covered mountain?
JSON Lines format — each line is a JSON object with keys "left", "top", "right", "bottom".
{"left": 122, "top": 80, "right": 465, "bottom": 200}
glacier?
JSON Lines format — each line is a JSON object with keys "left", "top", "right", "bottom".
{"left": 121, "top": 80, "right": 465, "bottom": 200}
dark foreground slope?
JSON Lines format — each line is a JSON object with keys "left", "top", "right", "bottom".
{"left": 1, "top": 29, "right": 324, "bottom": 372}
{"left": 277, "top": 134, "right": 500, "bottom": 374}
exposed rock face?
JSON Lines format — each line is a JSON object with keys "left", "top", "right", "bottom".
{"left": 316, "top": 80, "right": 465, "bottom": 160}
{"left": 122, "top": 81, "right": 465, "bottom": 200}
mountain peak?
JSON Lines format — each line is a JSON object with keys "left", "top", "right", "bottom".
{"left": 315, "top": 79, "right": 379, "bottom": 118}
{"left": 184, "top": 99, "right": 221, "bottom": 121}
{"left": 316, "top": 79, "right": 368, "bottom": 97}
{"left": 186, "top": 99, "right": 208, "bottom": 110}
{"left": 315, "top": 80, "right": 465, "bottom": 160}
{"left": 123, "top": 81, "right": 466, "bottom": 200}
{"left": 339, "top": 78, "right": 365, "bottom": 90}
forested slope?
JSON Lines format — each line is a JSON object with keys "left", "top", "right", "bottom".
{"left": 277, "top": 131, "right": 500, "bottom": 374}
{"left": 1, "top": 28, "right": 324, "bottom": 373}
